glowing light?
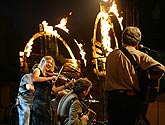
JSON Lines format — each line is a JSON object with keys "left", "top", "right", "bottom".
{"left": 22, "top": 14, "right": 87, "bottom": 68}
{"left": 103, "top": 0, "right": 109, "bottom": 2}
{"left": 101, "top": 0, "right": 123, "bottom": 54}
{"left": 109, "top": 1, "right": 123, "bottom": 30}
{"left": 55, "top": 17, "right": 69, "bottom": 33}
{"left": 54, "top": 14, "right": 87, "bottom": 67}
{"left": 19, "top": 51, "right": 24, "bottom": 56}
{"left": 92, "top": 0, "right": 123, "bottom": 75}
{"left": 74, "top": 39, "right": 87, "bottom": 66}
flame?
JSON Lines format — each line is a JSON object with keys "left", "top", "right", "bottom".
{"left": 55, "top": 17, "right": 69, "bottom": 33}
{"left": 19, "top": 51, "right": 24, "bottom": 67}
{"left": 24, "top": 37, "right": 34, "bottom": 57}
{"left": 54, "top": 14, "right": 87, "bottom": 67}
{"left": 103, "top": 0, "right": 109, "bottom": 2}
{"left": 92, "top": 0, "right": 123, "bottom": 74}
{"left": 42, "top": 21, "right": 54, "bottom": 35}
{"left": 100, "top": 12, "right": 112, "bottom": 55}
{"left": 23, "top": 14, "right": 87, "bottom": 68}
{"left": 74, "top": 39, "right": 87, "bottom": 66}
{"left": 100, "top": 0, "right": 123, "bottom": 55}
{"left": 108, "top": 1, "right": 123, "bottom": 30}
{"left": 24, "top": 20, "right": 77, "bottom": 66}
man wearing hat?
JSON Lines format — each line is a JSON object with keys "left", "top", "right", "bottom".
{"left": 105, "top": 26, "right": 165, "bottom": 125}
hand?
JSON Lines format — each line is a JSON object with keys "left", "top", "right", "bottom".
{"left": 58, "top": 89, "right": 69, "bottom": 96}
{"left": 52, "top": 76, "right": 58, "bottom": 82}
{"left": 69, "top": 78, "right": 75, "bottom": 86}
{"left": 82, "top": 114, "right": 89, "bottom": 121}
{"left": 49, "top": 76, "right": 58, "bottom": 82}
{"left": 64, "top": 79, "right": 75, "bottom": 88}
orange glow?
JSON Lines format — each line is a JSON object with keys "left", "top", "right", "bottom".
{"left": 55, "top": 17, "right": 69, "bottom": 33}
{"left": 109, "top": 1, "right": 123, "bottom": 30}
{"left": 92, "top": 0, "right": 123, "bottom": 75}
{"left": 101, "top": 0, "right": 123, "bottom": 54}
{"left": 74, "top": 39, "right": 87, "bottom": 66}
{"left": 22, "top": 14, "right": 87, "bottom": 68}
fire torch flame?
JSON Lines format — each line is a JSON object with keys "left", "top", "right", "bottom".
{"left": 23, "top": 13, "right": 87, "bottom": 68}
{"left": 92, "top": 0, "right": 123, "bottom": 74}
{"left": 74, "top": 39, "right": 87, "bottom": 66}
{"left": 101, "top": 0, "right": 123, "bottom": 55}
{"left": 55, "top": 17, "right": 69, "bottom": 33}
{"left": 55, "top": 14, "right": 87, "bottom": 67}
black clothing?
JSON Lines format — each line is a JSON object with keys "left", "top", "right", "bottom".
{"left": 30, "top": 70, "right": 53, "bottom": 125}
{"left": 107, "top": 91, "right": 144, "bottom": 125}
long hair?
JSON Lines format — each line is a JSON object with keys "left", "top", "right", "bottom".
{"left": 38, "top": 56, "right": 55, "bottom": 74}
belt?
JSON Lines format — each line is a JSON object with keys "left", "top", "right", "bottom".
{"left": 109, "top": 90, "right": 136, "bottom": 96}
{"left": 18, "top": 91, "right": 34, "bottom": 96}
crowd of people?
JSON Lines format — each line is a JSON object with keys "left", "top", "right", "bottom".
{"left": 16, "top": 26, "right": 165, "bottom": 125}
{"left": 17, "top": 55, "right": 93, "bottom": 125}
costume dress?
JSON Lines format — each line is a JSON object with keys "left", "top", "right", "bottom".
{"left": 17, "top": 73, "right": 34, "bottom": 125}
{"left": 30, "top": 69, "right": 53, "bottom": 125}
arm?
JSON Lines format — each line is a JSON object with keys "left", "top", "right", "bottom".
{"left": 20, "top": 74, "right": 35, "bottom": 92}
{"left": 68, "top": 100, "right": 88, "bottom": 125}
{"left": 32, "top": 68, "right": 57, "bottom": 82}
{"left": 138, "top": 52, "right": 165, "bottom": 78}
{"left": 51, "top": 79, "right": 75, "bottom": 94}
{"left": 148, "top": 65, "right": 165, "bottom": 79}
{"left": 26, "top": 84, "right": 35, "bottom": 93}
{"left": 52, "top": 84, "right": 65, "bottom": 94}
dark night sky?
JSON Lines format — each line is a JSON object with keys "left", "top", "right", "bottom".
{"left": 0, "top": 0, "right": 100, "bottom": 81}
{"left": 1, "top": 0, "right": 100, "bottom": 49}
{"left": 0, "top": 0, "right": 162, "bottom": 81}
{"left": 0, "top": 1, "right": 164, "bottom": 122}
{"left": 1, "top": 0, "right": 161, "bottom": 50}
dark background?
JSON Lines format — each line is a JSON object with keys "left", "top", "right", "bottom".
{"left": 0, "top": 0, "right": 163, "bottom": 124}
{"left": 0, "top": 0, "right": 100, "bottom": 81}
{"left": 0, "top": 0, "right": 162, "bottom": 82}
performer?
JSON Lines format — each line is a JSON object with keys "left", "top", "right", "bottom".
{"left": 57, "top": 77, "right": 93, "bottom": 125}
{"left": 17, "top": 63, "right": 38, "bottom": 125}
{"left": 105, "top": 26, "right": 165, "bottom": 125}
{"left": 30, "top": 56, "right": 73, "bottom": 125}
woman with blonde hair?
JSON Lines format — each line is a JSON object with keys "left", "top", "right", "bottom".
{"left": 30, "top": 56, "right": 72, "bottom": 125}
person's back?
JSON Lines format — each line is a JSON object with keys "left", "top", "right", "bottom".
{"left": 57, "top": 78, "right": 93, "bottom": 125}
{"left": 57, "top": 90, "right": 79, "bottom": 125}
{"left": 105, "top": 26, "right": 165, "bottom": 125}
{"left": 17, "top": 64, "right": 38, "bottom": 125}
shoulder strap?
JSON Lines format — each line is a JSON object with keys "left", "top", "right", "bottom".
{"left": 120, "top": 47, "right": 138, "bottom": 69}
{"left": 120, "top": 47, "right": 143, "bottom": 93}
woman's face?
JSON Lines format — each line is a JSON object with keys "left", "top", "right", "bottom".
{"left": 44, "top": 59, "right": 53, "bottom": 71}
